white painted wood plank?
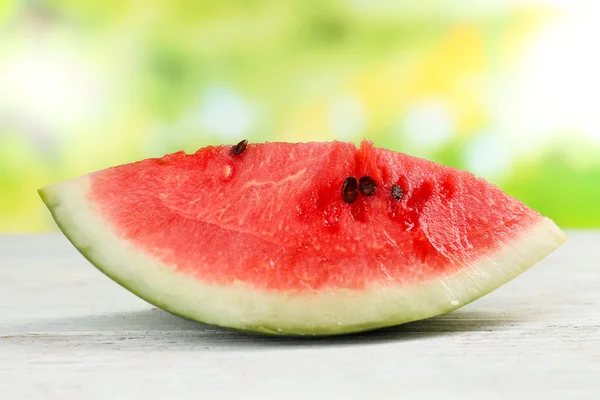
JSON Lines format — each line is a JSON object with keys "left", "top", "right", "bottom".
{"left": 0, "top": 233, "right": 598, "bottom": 399}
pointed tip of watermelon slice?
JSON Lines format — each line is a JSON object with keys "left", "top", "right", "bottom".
{"left": 38, "top": 175, "right": 567, "bottom": 336}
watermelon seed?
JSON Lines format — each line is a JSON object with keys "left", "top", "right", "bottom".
{"left": 232, "top": 140, "right": 248, "bottom": 155}
{"left": 342, "top": 177, "right": 358, "bottom": 204}
{"left": 222, "top": 164, "right": 233, "bottom": 180}
{"left": 392, "top": 185, "right": 404, "bottom": 200}
{"left": 359, "top": 176, "right": 377, "bottom": 196}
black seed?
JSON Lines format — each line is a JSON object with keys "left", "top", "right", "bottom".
{"left": 391, "top": 184, "right": 404, "bottom": 200}
{"left": 359, "top": 176, "right": 377, "bottom": 196}
{"left": 232, "top": 140, "right": 248, "bottom": 155}
{"left": 342, "top": 177, "right": 358, "bottom": 204}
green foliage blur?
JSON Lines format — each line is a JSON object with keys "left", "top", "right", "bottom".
{"left": 0, "top": 0, "right": 598, "bottom": 232}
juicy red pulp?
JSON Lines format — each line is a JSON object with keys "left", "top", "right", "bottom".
{"left": 90, "top": 140, "right": 540, "bottom": 292}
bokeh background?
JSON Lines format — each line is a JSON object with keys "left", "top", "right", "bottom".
{"left": 1, "top": 0, "right": 598, "bottom": 232}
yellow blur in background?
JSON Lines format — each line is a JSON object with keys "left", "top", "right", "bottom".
{"left": 1, "top": 0, "right": 599, "bottom": 232}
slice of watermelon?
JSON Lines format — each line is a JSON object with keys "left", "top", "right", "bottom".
{"left": 39, "top": 140, "right": 566, "bottom": 335}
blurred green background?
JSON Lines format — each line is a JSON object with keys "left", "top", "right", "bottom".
{"left": 1, "top": 0, "right": 598, "bottom": 232}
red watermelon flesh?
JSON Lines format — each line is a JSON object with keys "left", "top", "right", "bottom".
{"left": 39, "top": 140, "right": 566, "bottom": 335}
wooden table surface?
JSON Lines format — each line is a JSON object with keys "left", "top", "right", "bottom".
{"left": 0, "top": 233, "right": 598, "bottom": 399}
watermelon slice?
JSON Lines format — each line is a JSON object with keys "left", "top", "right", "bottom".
{"left": 39, "top": 140, "right": 566, "bottom": 335}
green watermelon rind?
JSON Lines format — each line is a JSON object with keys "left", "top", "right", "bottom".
{"left": 38, "top": 178, "right": 567, "bottom": 336}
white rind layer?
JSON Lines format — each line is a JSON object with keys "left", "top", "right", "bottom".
{"left": 40, "top": 176, "right": 567, "bottom": 335}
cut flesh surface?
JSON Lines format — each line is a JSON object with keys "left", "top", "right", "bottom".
{"left": 39, "top": 141, "right": 566, "bottom": 335}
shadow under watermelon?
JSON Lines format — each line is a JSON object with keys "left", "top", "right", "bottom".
{"left": 2, "top": 307, "right": 530, "bottom": 350}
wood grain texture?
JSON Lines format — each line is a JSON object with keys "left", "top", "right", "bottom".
{"left": 0, "top": 233, "right": 598, "bottom": 400}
